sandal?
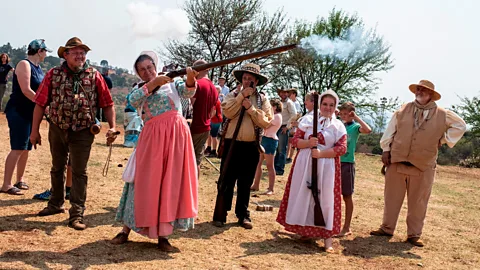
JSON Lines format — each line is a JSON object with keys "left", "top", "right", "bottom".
{"left": 14, "top": 182, "right": 29, "bottom": 190}
{"left": 0, "top": 186, "right": 24, "bottom": 195}
{"left": 262, "top": 190, "right": 274, "bottom": 195}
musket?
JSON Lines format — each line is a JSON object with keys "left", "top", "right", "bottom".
{"left": 165, "top": 44, "right": 298, "bottom": 78}
{"left": 212, "top": 82, "right": 254, "bottom": 222}
{"left": 311, "top": 92, "right": 326, "bottom": 227}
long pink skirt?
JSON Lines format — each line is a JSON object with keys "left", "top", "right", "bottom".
{"left": 134, "top": 110, "right": 198, "bottom": 238}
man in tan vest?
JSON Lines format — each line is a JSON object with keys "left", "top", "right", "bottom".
{"left": 370, "top": 80, "right": 466, "bottom": 247}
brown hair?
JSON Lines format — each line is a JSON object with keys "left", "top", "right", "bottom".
{"left": 339, "top": 101, "right": 355, "bottom": 112}
{"left": 304, "top": 90, "right": 317, "bottom": 103}
{"left": 270, "top": 98, "right": 283, "bottom": 113}
{"left": 0, "top": 53, "right": 10, "bottom": 64}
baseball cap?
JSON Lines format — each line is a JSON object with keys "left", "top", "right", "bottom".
{"left": 28, "top": 39, "right": 52, "bottom": 52}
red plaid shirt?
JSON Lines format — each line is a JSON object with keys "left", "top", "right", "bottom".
{"left": 35, "top": 67, "right": 113, "bottom": 108}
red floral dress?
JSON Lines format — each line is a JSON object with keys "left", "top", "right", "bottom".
{"left": 277, "top": 113, "right": 347, "bottom": 238}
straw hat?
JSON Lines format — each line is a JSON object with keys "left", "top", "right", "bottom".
{"left": 288, "top": 88, "right": 298, "bottom": 96}
{"left": 408, "top": 80, "right": 441, "bottom": 101}
{"left": 232, "top": 63, "right": 268, "bottom": 86}
{"left": 57, "top": 37, "right": 91, "bottom": 58}
{"left": 276, "top": 88, "right": 289, "bottom": 94}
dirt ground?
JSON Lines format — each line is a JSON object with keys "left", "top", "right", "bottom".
{"left": 0, "top": 114, "right": 479, "bottom": 269}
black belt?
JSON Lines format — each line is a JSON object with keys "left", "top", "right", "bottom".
{"left": 400, "top": 161, "right": 414, "bottom": 167}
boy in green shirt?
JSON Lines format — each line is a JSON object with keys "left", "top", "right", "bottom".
{"left": 337, "top": 102, "right": 372, "bottom": 237}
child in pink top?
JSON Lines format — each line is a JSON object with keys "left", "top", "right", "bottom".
{"left": 251, "top": 99, "right": 283, "bottom": 195}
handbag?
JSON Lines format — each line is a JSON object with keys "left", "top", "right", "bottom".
{"left": 121, "top": 100, "right": 146, "bottom": 183}
{"left": 122, "top": 148, "right": 136, "bottom": 183}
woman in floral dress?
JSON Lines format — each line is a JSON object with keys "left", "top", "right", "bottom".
{"left": 277, "top": 89, "right": 347, "bottom": 252}
{"left": 111, "top": 51, "right": 198, "bottom": 252}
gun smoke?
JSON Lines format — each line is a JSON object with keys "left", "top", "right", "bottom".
{"left": 127, "top": 1, "right": 190, "bottom": 40}
{"left": 300, "top": 27, "right": 382, "bottom": 61}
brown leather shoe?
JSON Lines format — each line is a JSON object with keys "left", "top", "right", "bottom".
{"left": 37, "top": 207, "right": 65, "bottom": 217}
{"left": 68, "top": 220, "right": 87, "bottom": 230}
{"left": 158, "top": 237, "right": 175, "bottom": 252}
{"left": 407, "top": 237, "right": 424, "bottom": 247}
{"left": 370, "top": 228, "right": 393, "bottom": 237}
{"left": 239, "top": 218, "right": 253, "bottom": 229}
{"left": 111, "top": 232, "right": 129, "bottom": 245}
{"left": 212, "top": 221, "right": 225, "bottom": 227}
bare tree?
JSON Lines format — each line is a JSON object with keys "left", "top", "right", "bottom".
{"left": 161, "top": 0, "right": 288, "bottom": 88}
{"left": 269, "top": 9, "right": 395, "bottom": 112}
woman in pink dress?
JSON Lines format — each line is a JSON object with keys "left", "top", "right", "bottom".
{"left": 277, "top": 89, "right": 347, "bottom": 252}
{"left": 111, "top": 51, "right": 198, "bottom": 252}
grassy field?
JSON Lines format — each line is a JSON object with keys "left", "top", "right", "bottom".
{"left": 0, "top": 114, "right": 479, "bottom": 269}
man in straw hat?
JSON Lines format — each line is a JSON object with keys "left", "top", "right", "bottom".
{"left": 274, "top": 88, "right": 297, "bottom": 175}
{"left": 212, "top": 63, "right": 272, "bottom": 229}
{"left": 30, "top": 37, "right": 117, "bottom": 230}
{"left": 370, "top": 80, "right": 466, "bottom": 247}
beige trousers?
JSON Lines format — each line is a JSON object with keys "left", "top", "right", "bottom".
{"left": 380, "top": 162, "right": 435, "bottom": 238}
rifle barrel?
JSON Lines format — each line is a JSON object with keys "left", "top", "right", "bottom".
{"left": 166, "top": 44, "right": 298, "bottom": 78}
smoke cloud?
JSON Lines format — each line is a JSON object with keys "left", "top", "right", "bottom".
{"left": 127, "top": 1, "right": 191, "bottom": 40}
{"left": 300, "top": 27, "right": 381, "bottom": 61}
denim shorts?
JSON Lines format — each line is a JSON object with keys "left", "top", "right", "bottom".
{"left": 210, "top": 123, "right": 221, "bottom": 138}
{"left": 6, "top": 107, "right": 32, "bottom": 150}
{"left": 261, "top": 136, "right": 278, "bottom": 155}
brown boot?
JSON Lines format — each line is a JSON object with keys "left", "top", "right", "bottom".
{"left": 407, "top": 237, "right": 424, "bottom": 247}
{"left": 68, "top": 219, "right": 87, "bottom": 230}
{"left": 370, "top": 228, "right": 393, "bottom": 237}
{"left": 238, "top": 218, "right": 253, "bottom": 229}
{"left": 38, "top": 207, "right": 65, "bottom": 217}
{"left": 111, "top": 232, "right": 129, "bottom": 245}
{"left": 158, "top": 237, "right": 175, "bottom": 252}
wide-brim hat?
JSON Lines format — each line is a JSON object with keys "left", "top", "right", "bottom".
{"left": 133, "top": 51, "right": 159, "bottom": 79}
{"left": 232, "top": 63, "right": 268, "bottom": 86}
{"left": 57, "top": 37, "right": 91, "bottom": 58}
{"left": 408, "top": 80, "right": 441, "bottom": 101}
{"left": 276, "top": 88, "right": 289, "bottom": 94}
{"left": 288, "top": 88, "right": 298, "bottom": 96}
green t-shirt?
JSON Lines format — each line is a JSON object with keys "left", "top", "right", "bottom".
{"left": 341, "top": 121, "right": 361, "bottom": 163}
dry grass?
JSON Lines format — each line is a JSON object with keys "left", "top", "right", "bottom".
{"left": 0, "top": 114, "right": 479, "bottom": 270}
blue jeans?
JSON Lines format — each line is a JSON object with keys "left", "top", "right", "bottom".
{"left": 274, "top": 126, "right": 289, "bottom": 174}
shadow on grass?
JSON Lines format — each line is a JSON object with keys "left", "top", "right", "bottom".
{"left": 170, "top": 221, "right": 239, "bottom": 240}
{"left": 0, "top": 239, "right": 172, "bottom": 270}
{"left": 0, "top": 207, "right": 118, "bottom": 235}
{"left": 238, "top": 230, "right": 324, "bottom": 257}
{"left": 0, "top": 197, "right": 41, "bottom": 208}
{"left": 339, "top": 236, "right": 422, "bottom": 259}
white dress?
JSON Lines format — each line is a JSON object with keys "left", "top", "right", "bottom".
{"left": 285, "top": 112, "right": 346, "bottom": 230}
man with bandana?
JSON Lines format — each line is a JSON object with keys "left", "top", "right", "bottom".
{"left": 370, "top": 80, "right": 466, "bottom": 247}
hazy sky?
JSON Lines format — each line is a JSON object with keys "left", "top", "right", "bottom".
{"left": 2, "top": 0, "right": 478, "bottom": 108}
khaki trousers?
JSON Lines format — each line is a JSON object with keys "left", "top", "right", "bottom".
{"left": 380, "top": 162, "right": 435, "bottom": 238}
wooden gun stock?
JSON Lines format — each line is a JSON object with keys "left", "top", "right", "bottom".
{"left": 311, "top": 92, "right": 326, "bottom": 227}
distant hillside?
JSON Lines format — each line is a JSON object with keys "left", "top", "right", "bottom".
{"left": 0, "top": 42, "right": 138, "bottom": 89}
